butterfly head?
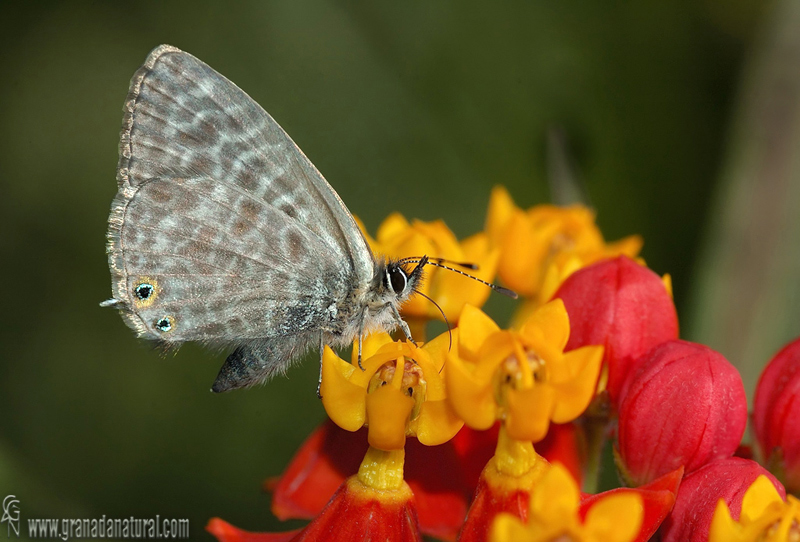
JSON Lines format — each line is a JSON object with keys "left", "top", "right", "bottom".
{"left": 381, "top": 255, "right": 428, "bottom": 303}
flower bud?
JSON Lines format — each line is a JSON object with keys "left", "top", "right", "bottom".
{"left": 753, "top": 336, "right": 800, "bottom": 493}
{"left": 660, "top": 457, "right": 785, "bottom": 542}
{"left": 553, "top": 256, "right": 678, "bottom": 405}
{"left": 616, "top": 340, "right": 747, "bottom": 486}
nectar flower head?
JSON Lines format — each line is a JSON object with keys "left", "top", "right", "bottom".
{"left": 661, "top": 458, "right": 786, "bottom": 542}
{"left": 710, "top": 475, "right": 800, "bottom": 542}
{"left": 753, "top": 336, "right": 800, "bottom": 494}
{"left": 554, "top": 255, "right": 678, "bottom": 405}
{"left": 445, "top": 299, "right": 603, "bottom": 442}
{"left": 320, "top": 331, "right": 463, "bottom": 451}
{"left": 485, "top": 186, "right": 642, "bottom": 300}
{"left": 357, "top": 212, "right": 500, "bottom": 323}
{"left": 616, "top": 340, "right": 748, "bottom": 486}
{"left": 490, "top": 463, "right": 644, "bottom": 542}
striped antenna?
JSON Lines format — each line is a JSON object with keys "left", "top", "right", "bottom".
{"left": 401, "top": 257, "right": 518, "bottom": 299}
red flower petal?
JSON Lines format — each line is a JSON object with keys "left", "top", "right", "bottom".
{"left": 270, "top": 421, "right": 364, "bottom": 521}
{"left": 451, "top": 425, "right": 499, "bottom": 491}
{"left": 457, "top": 473, "right": 529, "bottom": 542}
{"left": 207, "top": 518, "right": 299, "bottom": 542}
{"left": 405, "top": 438, "right": 469, "bottom": 541}
{"left": 536, "top": 422, "right": 583, "bottom": 487}
{"left": 290, "top": 480, "right": 422, "bottom": 542}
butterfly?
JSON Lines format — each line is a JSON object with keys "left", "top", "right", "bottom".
{"left": 102, "top": 45, "right": 511, "bottom": 393}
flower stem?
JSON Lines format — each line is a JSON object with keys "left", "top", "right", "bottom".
{"left": 578, "top": 396, "right": 611, "bottom": 493}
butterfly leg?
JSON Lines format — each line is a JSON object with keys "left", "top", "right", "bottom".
{"left": 357, "top": 332, "right": 365, "bottom": 371}
{"left": 357, "top": 307, "right": 368, "bottom": 370}
{"left": 317, "top": 334, "right": 324, "bottom": 399}
{"left": 389, "top": 303, "right": 417, "bottom": 346}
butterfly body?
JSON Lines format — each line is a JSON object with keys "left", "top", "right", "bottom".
{"left": 103, "top": 45, "right": 422, "bottom": 391}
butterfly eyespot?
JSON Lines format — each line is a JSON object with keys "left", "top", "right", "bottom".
{"left": 134, "top": 283, "right": 154, "bottom": 300}
{"left": 154, "top": 316, "right": 174, "bottom": 332}
{"left": 132, "top": 277, "right": 159, "bottom": 308}
{"left": 388, "top": 266, "right": 407, "bottom": 294}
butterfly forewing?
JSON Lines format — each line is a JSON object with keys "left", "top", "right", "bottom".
{"left": 106, "top": 45, "right": 374, "bottom": 344}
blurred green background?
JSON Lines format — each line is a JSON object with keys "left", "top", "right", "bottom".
{"left": 2, "top": 1, "right": 799, "bottom": 539}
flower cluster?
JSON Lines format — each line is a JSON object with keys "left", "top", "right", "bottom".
{"left": 208, "top": 187, "right": 800, "bottom": 542}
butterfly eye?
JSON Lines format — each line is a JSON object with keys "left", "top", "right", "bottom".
{"left": 154, "top": 316, "right": 174, "bottom": 332}
{"left": 388, "top": 267, "right": 407, "bottom": 294}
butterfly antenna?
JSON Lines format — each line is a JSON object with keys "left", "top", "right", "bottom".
{"left": 398, "top": 256, "right": 479, "bottom": 271}
{"left": 403, "top": 258, "right": 518, "bottom": 299}
{"left": 415, "top": 290, "right": 452, "bottom": 354}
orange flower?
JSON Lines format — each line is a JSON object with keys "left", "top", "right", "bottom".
{"left": 485, "top": 186, "right": 642, "bottom": 303}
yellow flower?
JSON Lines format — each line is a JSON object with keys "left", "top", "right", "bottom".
{"left": 445, "top": 299, "right": 603, "bottom": 442}
{"left": 486, "top": 186, "right": 642, "bottom": 301}
{"left": 491, "top": 463, "right": 644, "bottom": 542}
{"left": 710, "top": 475, "right": 800, "bottom": 542}
{"left": 357, "top": 213, "right": 500, "bottom": 323}
{"left": 320, "top": 331, "right": 463, "bottom": 451}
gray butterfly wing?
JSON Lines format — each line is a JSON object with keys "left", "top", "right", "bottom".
{"left": 105, "top": 45, "right": 374, "bottom": 355}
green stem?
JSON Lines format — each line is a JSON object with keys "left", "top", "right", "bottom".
{"left": 579, "top": 394, "right": 611, "bottom": 493}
